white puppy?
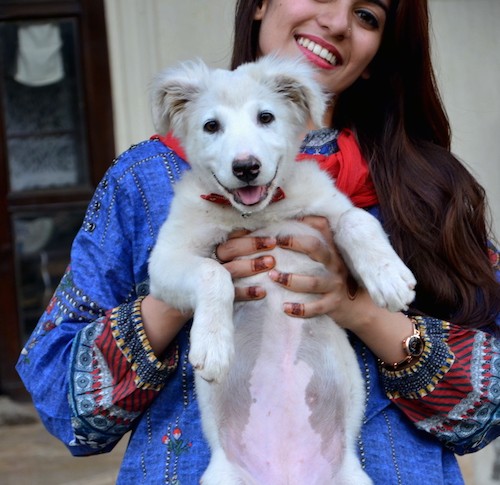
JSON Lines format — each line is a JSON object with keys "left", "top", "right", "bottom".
{"left": 148, "top": 56, "right": 416, "bottom": 485}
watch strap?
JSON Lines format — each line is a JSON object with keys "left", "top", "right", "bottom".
{"left": 379, "top": 317, "right": 424, "bottom": 371}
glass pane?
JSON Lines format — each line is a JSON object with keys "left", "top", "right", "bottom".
{"left": 13, "top": 210, "right": 85, "bottom": 341}
{"left": 0, "top": 18, "right": 88, "bottom": 192}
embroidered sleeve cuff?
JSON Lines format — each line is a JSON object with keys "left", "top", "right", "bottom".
{"left": 111, "top": 297, "right": 179, "bottom": 390}
{"left": 380, "top": 316, "right": 455, "bottom": 399}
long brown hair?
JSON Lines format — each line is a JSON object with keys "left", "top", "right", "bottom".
{"left": 231, "top": 0, "right": 500, "bottom": 328}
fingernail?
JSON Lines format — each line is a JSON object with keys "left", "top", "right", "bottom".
{"left": 268, "top": 269, "right": 279, "bottom": 280}
{"left": 254, "top": 256, "right": 274, "bottom": 272}
{"left": 269, "top": 270, "right": 291, "bottom": 286}
{"left": 284, "top": 302, "right": 304, "bottom": 316}
{"left": 276, "top": 235, "right": 292, "bottom": 248}
{"left": 248, "top": 286, "right": 265, "bottom": 299}
{"left": 256, "top": 237, "right": 276, "bottom": 250}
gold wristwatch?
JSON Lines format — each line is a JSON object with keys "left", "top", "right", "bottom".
{"left": 380, "top": 318, "right": 424, "bottom": 371}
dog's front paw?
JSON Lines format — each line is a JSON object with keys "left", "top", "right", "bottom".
{"left": 362, "top": 257, "right": 416, "bottom": 312}
{"left": 189, "top": 317, "right": 235, "bottom": 382}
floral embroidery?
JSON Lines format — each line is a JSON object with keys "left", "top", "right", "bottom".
{"left": 162, "top": 426, "right": 192, "bottom": 456}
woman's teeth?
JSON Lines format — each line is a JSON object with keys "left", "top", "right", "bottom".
{"left": 297, "top": 37, "right": 338, "bottom": 66}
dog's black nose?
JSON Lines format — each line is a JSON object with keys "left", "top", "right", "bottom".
{"left": 232, "top": 157, "right": 261, "bottom": 183}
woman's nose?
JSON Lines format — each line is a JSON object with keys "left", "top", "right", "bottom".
{"left": 317, "top": 1, "right": 352, "bottom": 39}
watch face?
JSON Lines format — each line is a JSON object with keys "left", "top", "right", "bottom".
{"left": 407, "top": 335, "right": 424, "bottom": 356}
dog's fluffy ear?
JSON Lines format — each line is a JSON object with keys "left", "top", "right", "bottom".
{"left": 150, "top": 59, "right": 209, "bottom": 137}
{"left": 253, "top": 55, "right": 329, "bottom": 129}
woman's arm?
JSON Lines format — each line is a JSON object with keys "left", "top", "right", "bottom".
{"left": 16, "top": 141, "right": 188, "bottom": 455}
{"left": 380, "top": 243, "right": 500, "bottom": 454}
{"left": 381, "top": 315, "right": 500, "bottom": 454}
{"left": 141, "top": 295, "right": 190, "bottom": 357}
{"left": 217, "top": 216, "right": 500, "bottom": 454}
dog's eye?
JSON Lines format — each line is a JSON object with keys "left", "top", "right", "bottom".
{"left": 203, "top": 120, "right": 220, "bottom": 134}
{"left": 258, "top": 111, "right": 275, "bottom": 125}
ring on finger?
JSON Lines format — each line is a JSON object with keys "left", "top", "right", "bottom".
{"left": 211, "top": 246, "right": 224, "bottom": 264}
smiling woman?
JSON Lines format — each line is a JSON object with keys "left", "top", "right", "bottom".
{"left": 14, "top": 0, "right": 500, "bottom": 484}
{"left": 253, "top": 0, "right": 389, "bottom": 113}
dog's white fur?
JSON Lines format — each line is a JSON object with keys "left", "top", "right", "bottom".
{"left": 149, "top": 56, "right": 416, "bottom": 484}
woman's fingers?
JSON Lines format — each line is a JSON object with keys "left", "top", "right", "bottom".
{"left": 225, "top": 255, "right": 275, "bottom": 302}
{"left": 282, "top": 286, "right": 363, "bottom": 318}
{"left": 283, "top": 297, "right": 334, "bottom": 318}
{"left": 234, "top": 285, "right": 266, "bottom": 301}
{"left": 224, "top": 255, "right": 275, "bottom": 278}
{"left": 214, "top": 222, "right": 345, "bottom": 310}
{"left": 216, "top": 235, "right": 276, "bottom": 263}
{"left": 270, "top": 224, "right": 356, "bottom": 318}
{"left": 277, "top": 233, "right": 334, "bottom": 266}
{"left": 213, "top": 235, "right": 277, "bottom": 302}
{"left": 268, "top": 269, "right": 330, "bottom": 293}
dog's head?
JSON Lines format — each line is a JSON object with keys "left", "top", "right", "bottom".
{"left": 151, "top": 55, "right": 329, "bottom": 213}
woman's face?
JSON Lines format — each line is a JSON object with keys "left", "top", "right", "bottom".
{"left": 255, "top": 0, "right": 390, "bottom": 98}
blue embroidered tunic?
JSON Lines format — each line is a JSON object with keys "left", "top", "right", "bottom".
{"left": 17, "top": 132, "right": 500, "bottom": 484}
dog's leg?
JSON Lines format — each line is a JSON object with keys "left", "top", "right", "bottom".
{"left": 337, "top": 343, "right": 373, "bottom": 485}
{"left": 337, "top": 368, "right": 373, "bottom": 485}
{"left": 298, "top": 167, "right": 415, "bottom": 311}
{"left": 332, "top": 207, "right": 416, "bottom": 312}
{"left": 198, "top": 377, "right": 253, "bottom": 483}
{"left": 200, "top": 449, "right": 256, "bottom": 485}
{"left": 197, "top": 377, "right": 241, "bottom": 485}
{"left": 334, "top": 451, "right": 373, "bottom": 485}
{"left": 187, "top": 257, "right": 235, "bottom": 382}
{"left": 149, "top": 245, "right": 235, "bottom": 382}
{"left": 197, "top": 374, "right": 258, "bottom": 485}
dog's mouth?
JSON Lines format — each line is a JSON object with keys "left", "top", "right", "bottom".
{"left": 211, "top": 167, "right": 279, "bottom": 210}
{"left": 231, "top": 185, "right": 269, "bottom": 206}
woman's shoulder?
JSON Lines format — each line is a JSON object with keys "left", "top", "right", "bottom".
{"left": 300, "top": 128, "right": 340, "bottom": 156}
{"left": 106, "top": 137, "right": 190, "bottom": 185}
{"left": 80, "top": 138, "right": 190, "bottom": 243}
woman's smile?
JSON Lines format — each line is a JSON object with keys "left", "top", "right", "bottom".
{"left": 255, "top": 0, "right": 389, "bottom": 98}
{"left": 296, "top": 35, "right": 341, "bottom": 68}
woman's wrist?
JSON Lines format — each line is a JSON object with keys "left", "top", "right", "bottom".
{"left": 378, "top": 317, "right": 424, "bottom": 371}
{"left": 141, "top": 294, "right": 191, "bottom": 357}
{"left": 343, "top": 297, "right": 417, "bottom": 366}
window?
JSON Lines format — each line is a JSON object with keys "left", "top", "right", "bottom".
{"left": 0, "top": 0, "right": 115, "bottom": 398}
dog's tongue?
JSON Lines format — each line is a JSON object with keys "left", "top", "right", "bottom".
{"left": 234, "top": 186, "right": 267, "bottom": 206}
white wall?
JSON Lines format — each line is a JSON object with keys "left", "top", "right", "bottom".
{"left": 103, "top": 0, "right": 499, "bottom": 237}
{"left": 103, "top": 0, "right": 236, "bottom": 153}
{"left": 430, "top": 0, "right": 500, "bottom": 237}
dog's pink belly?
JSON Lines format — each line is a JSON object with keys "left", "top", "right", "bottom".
{"left": 222, "top": 317, "right": 345, "bottom": 484}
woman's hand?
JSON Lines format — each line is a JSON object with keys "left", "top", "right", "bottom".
{"left": 143, "top": 219, "right": 416, "bottom": 366}
{"left": 142, "top": 230, "right": 276, "bottom": 358}
{"left": 266, "top": 216, "right": 417, "bottom": 365}
{"left": 263, "top": 216, "right": 376, "bottom": 330}
{"left": 214, "top": 219, "right": 377, "bottom": 329}
{"left": 214, "top": 229, "right": 277, "bottom": 301}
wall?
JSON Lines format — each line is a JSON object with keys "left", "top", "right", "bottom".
{"left": 103, "top": 0, "right": 236, "bottom": 153}
{"left": 430, "top": 0, "right": 500, "bottom": 237}
{"left": 103, "top": 0, "right": 499, "bottom": 236}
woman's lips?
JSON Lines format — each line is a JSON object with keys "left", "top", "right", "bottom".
{"left": 296, "top": 35, "right": 342, "bottom": 67}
